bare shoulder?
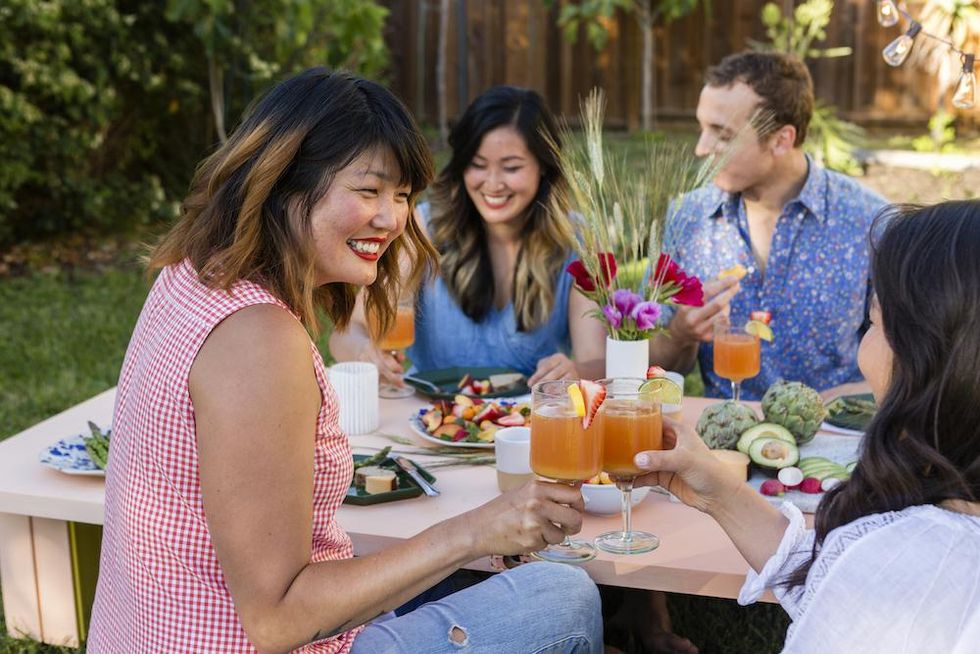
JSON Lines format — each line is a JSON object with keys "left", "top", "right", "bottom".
{"left": 190, "top": 303, "right": 318, "bottom": 413}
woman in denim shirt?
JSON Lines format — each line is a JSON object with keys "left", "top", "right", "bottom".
{"left": 332, "top": 86, "right": 605, "bottom": 387}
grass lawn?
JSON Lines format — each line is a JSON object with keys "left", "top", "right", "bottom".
{"left": 0, "top": 260, "right": 787, "bottom": 653}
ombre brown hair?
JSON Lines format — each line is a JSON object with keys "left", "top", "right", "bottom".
{"left": 150, "top": 68, "right": 437, "bottom": 335}
{"left": 429, "top": 86, "right": 572, "bottom": 331}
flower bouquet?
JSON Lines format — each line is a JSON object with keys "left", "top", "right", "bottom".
{"left": 562, "top": 89, "right": 726, "bottom": 343}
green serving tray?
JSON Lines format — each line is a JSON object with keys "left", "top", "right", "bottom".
{"left": 825, "top": 392, "right": 876, "bottom": 432}
{"left": 345, "top": 455, "right": 437, "bottom": 505}
{"left": 404, "top": 366, "right": 529, "bottom": 400}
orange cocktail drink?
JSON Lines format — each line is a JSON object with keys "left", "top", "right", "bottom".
{"left": 373, "top": 305, "right": 415, "bottom": 351}
{"left": 529, "top": 379, "right": 602, "bottom": 563}
{"left": 713, "top": 332, "right": 760, "bottom": 382}
{"left": 600, "top": 401, "right": 662, "bottom": 479}
{"left": 530, "top": 404, "right": 601, "bottom": 482}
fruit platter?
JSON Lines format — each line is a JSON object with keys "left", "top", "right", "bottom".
{"left": 403, "top": 366, "right": 529, "bottom": 400}
{"left": 409, "top": 394, "right": 531, "bottom": 449}
{"left": 696, "top": 380, "right": 860, "bottom": 513}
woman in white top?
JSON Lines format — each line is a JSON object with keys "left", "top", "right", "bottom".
{"left": 634, "top": 200, "right": 980, "bottom": 652}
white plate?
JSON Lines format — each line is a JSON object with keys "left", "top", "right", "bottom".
{"left": 408, "top": 413, "right": 495, "bottom": 449}
{"left": 39, "top": 434, "right": 106, "bottom": 476}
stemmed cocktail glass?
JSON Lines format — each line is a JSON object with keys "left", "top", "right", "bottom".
{"left": 369, "top": 296, "right": 416, "bottom": 399}
{"left": 593, "top": 377, "right": 663, "bottom": 555}
{"left": 713, "top": 318, "right": 761, "bottom": 403}
{"left": 529, "top": 380, "right": 602, "bottom": 564}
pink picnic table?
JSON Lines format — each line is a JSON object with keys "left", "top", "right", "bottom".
{"left": 0, "top": 388, "right": 801, "bottom": 647}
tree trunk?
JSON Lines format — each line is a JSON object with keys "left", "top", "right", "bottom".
{"left": 437, "top": 0, "right": 451, "bottom": 146}
{"left": 639, "top": 2, "right": 656, "bottom": 132}
{"left": 208, "top": 57, "right": 228, "bottom": 144}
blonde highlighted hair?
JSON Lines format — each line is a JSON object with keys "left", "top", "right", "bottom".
{"left": 150, "top": 68, "right": 437, "bottom": 336}
{"left": 429, "top": 86, "right": 572, "bottom": 331}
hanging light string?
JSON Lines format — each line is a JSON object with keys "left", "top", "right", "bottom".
{"left": 876, "top": 0, "right": 975, "bottom": 108}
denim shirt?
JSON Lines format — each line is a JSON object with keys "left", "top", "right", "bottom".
{"left": 407, "top": 203, "right": 575, "bottom": 376}
{"left": 664, "top": 158, "right": 887, "bottom": 400}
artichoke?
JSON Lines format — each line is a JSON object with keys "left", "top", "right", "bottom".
{"left": 761, "top": 380, "right": 827, "bottom": 445}
{"left": 696, "top": 402, "right": 760, "bottom": 450}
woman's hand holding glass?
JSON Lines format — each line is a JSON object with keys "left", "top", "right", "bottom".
{"left": 631, "top": 416, "right": 743, "bottom": 516}
{"left": 456, "top": 480, "right": 585, "bottom": 556}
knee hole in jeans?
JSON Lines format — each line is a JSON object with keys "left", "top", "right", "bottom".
{"left": 449, "top": 624, "right": 468, "bottom": 646}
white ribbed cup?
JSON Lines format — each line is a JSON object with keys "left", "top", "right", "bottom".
{"left": 329, "top": 362, "right": 379, "bottom": 435}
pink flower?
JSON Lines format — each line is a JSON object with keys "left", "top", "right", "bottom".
{"left": 630, "top": 301, "right": 662, "bottom": 331}
{"left": 612, "top": 288, "right": 642, "bottom": 316}
{"left": 652, "top": 253, "right": 704, "bottom": 307}
{"left": 566, "top": 253, "right": 617, "bottom": 293}
{"left": 602, "top": 304, "right": 623, "bottom": 329}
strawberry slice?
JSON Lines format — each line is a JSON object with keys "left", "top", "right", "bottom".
{"left": 750, "top": 310, "right": 772, "bottom": 326}
{"left": 579, "top": 380, "right": 606, "bottom": 429}
{"left": 646, "top": 366, "right": 667, "bottom": 379}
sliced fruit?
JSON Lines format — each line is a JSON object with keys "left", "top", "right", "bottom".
{"left": 747, "top": 437, "right": 799, "bottom": 470}
{"left": 744, "top": 320, "right": 774, "bottom": 342}
{"left": 477, "top": 427, "right": 498, "bottom": 442}
{"left": 719, "top": 263, "right": 748, "bottom": 280}
{"left": 579, "top": 380, "right": 607, "bottom": 429}
{"left": 457, "top": 373, "right": 473, "bottom": 390}
{"left": 567, "top": 383, "right": 586, "bottom": 417}
{"left": 496, "top": 413, "right": 526, "bottom": 427}
{"left": 646, "top": 365, "right": 667, "bottom": 379}
{"left": 737, "top": 423, "right": 795, "bottom": 454}
{"left": 750, "top": 310, "right": 772, "bottom": 325}
{"left": 454, "top": 394, "right": 475, "bottom": 408}
{"left": 421, "top": 410, "right": 443, "bottom": 432}
{"left": 433, "top": 424, "right": 466, "bottom": 441}
{"left": 777, "top": 466, "right": 804, "bottom": 488}
{"left": 638, "top": 377, "right": 683, "bottom": 405}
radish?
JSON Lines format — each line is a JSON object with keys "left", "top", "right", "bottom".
{"left": 777, "top": 466, "right": 804, "bottom": 489}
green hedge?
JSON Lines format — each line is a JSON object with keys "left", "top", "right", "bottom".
{"left": 0, "top": 0, "right": 389, "bottom": 248}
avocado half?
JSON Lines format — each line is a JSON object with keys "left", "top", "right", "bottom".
{"left": 748, "top": 437, "right": 800, "bottom": 470}
{"left": 737, "top": 422, "right": 795, "bottom": 454}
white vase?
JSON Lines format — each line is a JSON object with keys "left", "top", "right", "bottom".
{"left": 604, "top": 336, "right": 650, "bottom": 380}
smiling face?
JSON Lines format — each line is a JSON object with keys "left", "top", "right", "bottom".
{"left": 307, "top": 148, "right": 411, "bottom": 286}
{"left": 462, "top": 125, "right": 541, "bottom": 227}
{"left": 857, "top": 300, "right": 893, "bottom": 402}
{"left": 695, "top": 82, "right": 781, "bottom": 195}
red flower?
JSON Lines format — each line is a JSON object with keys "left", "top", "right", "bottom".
{"left": 567, "top": 253, "right": 617, "bottom": 292}
{"left": 652, "top": 253, "right": 704, "bottom": 307}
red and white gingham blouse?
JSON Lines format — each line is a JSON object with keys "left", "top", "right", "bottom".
{"left": 88, "top": 260, "right": 360, "bottom": 653}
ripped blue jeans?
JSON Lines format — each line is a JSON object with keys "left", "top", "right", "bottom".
{"left": 349, "top": 562, "right": 603, "bottom": 654}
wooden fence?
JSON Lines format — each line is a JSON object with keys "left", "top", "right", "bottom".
{"left": 380, "top": 0, "right": 967, "bottom": 129}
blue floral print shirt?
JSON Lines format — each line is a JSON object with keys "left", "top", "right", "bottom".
{"left": 664, "top": 158, "right": 887, "bottom": 400}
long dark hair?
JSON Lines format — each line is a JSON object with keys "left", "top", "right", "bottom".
{"left": 428, "top": 85, "right": 572, "bottom": 330}
{"left": 785, "top": 201, "right": 980, "bottom": 588}
{"left": 151, "top": 68, "right": 438, "bottom": 336}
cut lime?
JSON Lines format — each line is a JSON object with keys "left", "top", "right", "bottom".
{"left": 638, "top": 377, "right": 683, "bottom": 405}
{"left": 745, "top": 320, "right": 774, "bottom": 342}
{"left": 567, "top": 383, "right": 586, "bottom": 417}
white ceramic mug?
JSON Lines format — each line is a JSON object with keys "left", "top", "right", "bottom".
{"left": 494, "top": 426, "right": 534, "bottom": 492}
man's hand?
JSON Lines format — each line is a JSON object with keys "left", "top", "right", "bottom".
{"left": 668, "top": 276, "right": 740, "bottom": 344}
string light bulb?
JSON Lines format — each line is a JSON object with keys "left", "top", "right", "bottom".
{"left": 876, "top": 0, "right": 899, "bottom": 28}
{"left": 882, "top": 22, "right": 921, "bottom": 67}
{"left": 952, "top": 54, "right": 976, "bottom": 109}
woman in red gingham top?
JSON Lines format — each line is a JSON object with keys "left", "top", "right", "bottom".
{"left": 87, "top": 69, "right": 602, "bottom": 654}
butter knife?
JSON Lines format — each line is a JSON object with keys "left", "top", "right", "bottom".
{"left": 394, "top": 456, "right": 440, "bottom": 496}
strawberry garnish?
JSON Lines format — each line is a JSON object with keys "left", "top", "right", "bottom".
{"left": 578, "top": 380, "right": 606, "bottom": 429}
{"left": 750, "top": 310, "right": 772, "bottom": 326}
{"left": 646, "top": 366, "right": 667, "bottom": 379}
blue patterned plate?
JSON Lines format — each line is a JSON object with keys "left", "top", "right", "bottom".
{"left": 39, "top": 434, "right": 105, "bottom": 476}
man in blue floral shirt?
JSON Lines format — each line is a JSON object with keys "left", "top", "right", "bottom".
{"left": 652, "top": 51, "right": 886, "bottom": 400}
